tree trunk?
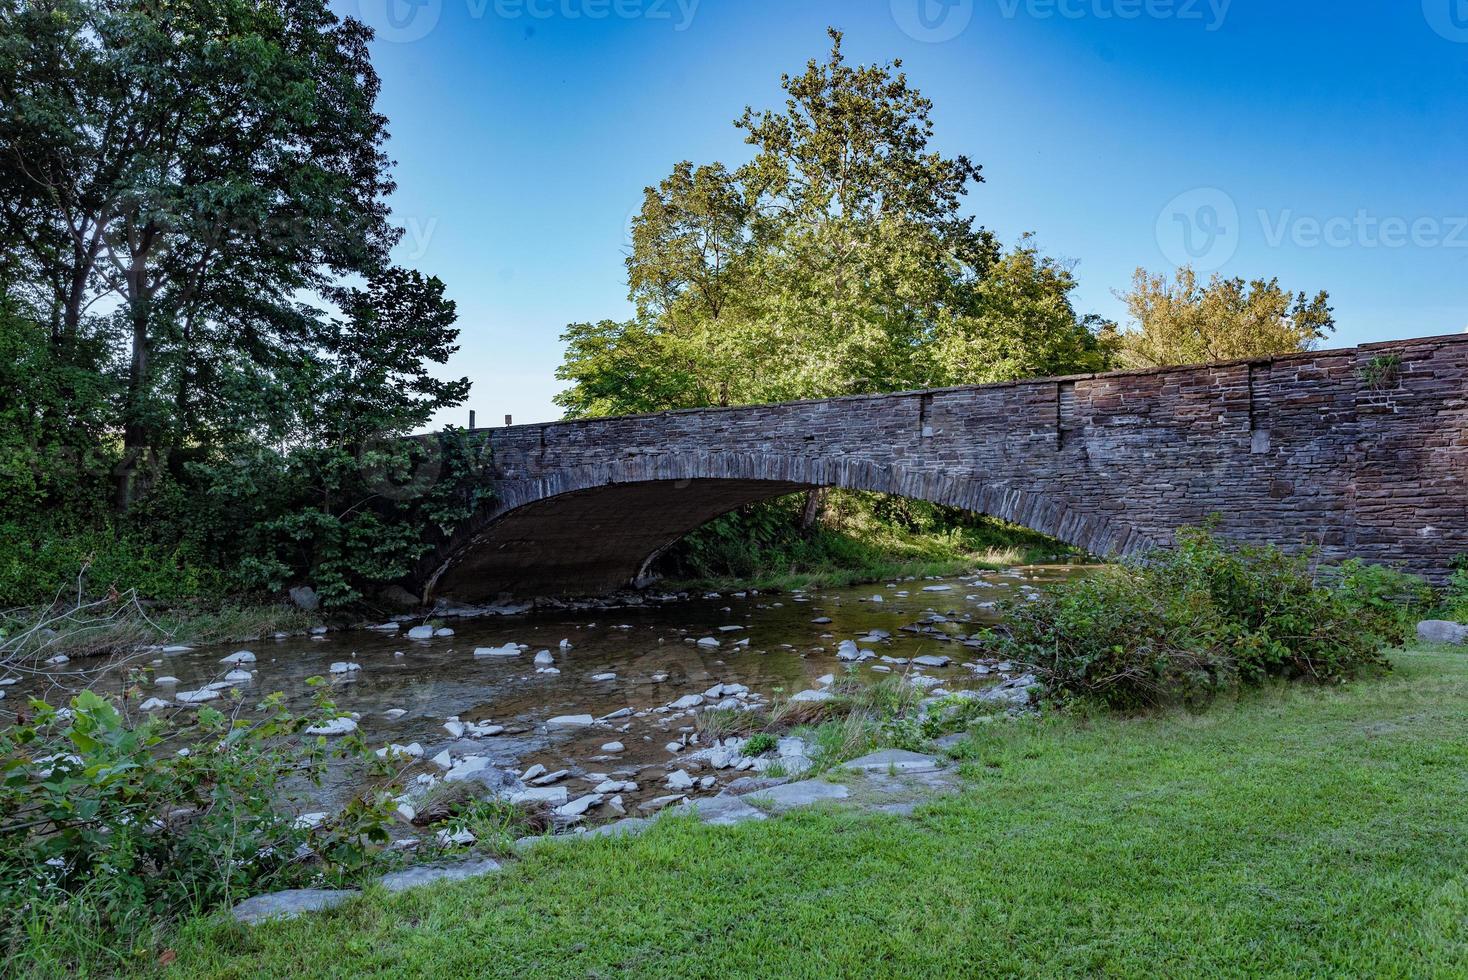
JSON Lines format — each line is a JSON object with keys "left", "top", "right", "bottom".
{"left": 798, "top": 488, "right": 827, "bottom": 532}
{"left": 114, "top": 293, "right": 152, "bottom": 511}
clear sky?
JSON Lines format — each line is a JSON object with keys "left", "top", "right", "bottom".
{"left": 340, "top": 0, "right": 1468, "bottom": 429}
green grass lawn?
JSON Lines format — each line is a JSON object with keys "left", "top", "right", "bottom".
{"left": 160, "top": 644, "right": 1468, "bottom": 978}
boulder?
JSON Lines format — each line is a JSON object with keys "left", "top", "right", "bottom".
{"left": 1417, "top": 620, "right": 1468, "bottom": 645}
{"left": 288, "top": 586, "right": 320, "bottom": 612}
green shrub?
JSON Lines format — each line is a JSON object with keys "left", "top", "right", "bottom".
{"left": 1001, "top": 566, "right": 1227, "bottom": 711}
{"left": 0, "top": 687, "right": 398, "bottom": 971}
{"left": 1001, "top": 528, "right": 1405, "bottom": 711}
{"left": 1445, "top": 556, "right": 1468, "bottom": 624}
{"left": 740, "top": 732, "right": 778, "bottom": 757}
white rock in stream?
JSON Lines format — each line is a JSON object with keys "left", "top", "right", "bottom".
{"left": 521, "top": 763, "right": 546, "bottom": 781}
{"left": 590, "top": 672, "right": 616, "bottom": 682}
{"left": 329, "top": 662, "right": 360, "bottom": 674}
{"left": 474, "top": 644, "right": 520, "bottom": 658}
{"left": 383, "top": 708, "right": 408, "bottom": 719}
{"left": 154, "top": 676, "right": 180, "bottom": 686}
{"left": 601, "top": 741, "right": 625, "bottom": 753}
{"left": 405, "top": 625, "right": 433, "bottom": 640}
{"left": 220, "top": 650, "right": 256, "bottom": 665}
{"left": 923, "top": 585, "right": 954, "bottom": 592}
{"left": 175, "top": 689, "right": 220, "bottom": 704}
{"left": 444, "top": 720, "right": 466, "bottom": 738}
{"left": 912, "top": 654, "right": 951, "bottom": 668}
{"left": 534, "top": 650, "right": 555, "bottom": 666}
{"left": 668, "top": 694, "right": 704, "bottom": 710}
{"left": 305, "top": 717, "right": 357, "bottom": 736}
{"left": 224, "top": 669, "right": 253, "bottom": 683}
{"left": 789, "top": 689, "right": 833, "bottom": 703}
{"left": 594, "top": 779, "right": 637, "bottom": 794}
{"left": 666, "top": 770, "right": 695, "bottom": 790}
{"left": 555, "top": 794, "right": 604, "bottom": 818}
{"left": 510, "top": 786, "right": 568, "bottom": 806}
{"left": 444, "top": 757, "right": 492, "bottom": 782}
{"left": 546, "top": 714, "right": 594, "bottom": 728}
{"left": 139, "top": 697, "right": 171, "bottom": 711}
{"left": 696, "top": 637, "right": 719, "bottom": 648}
{"left": 430, "top": 750, "right": 453, "bottom": 769}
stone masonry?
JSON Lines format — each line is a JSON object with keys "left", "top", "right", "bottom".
{"left": 422, "top": 334, "right": 1468, "bottom": 601}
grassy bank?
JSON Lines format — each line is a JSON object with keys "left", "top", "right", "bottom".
{"left": 0, "top": 601, "right": 320, "bottom": 662}
{"left": 660, "top": 491, "right": 1075, "bottom": 593}
{"left": 147, "top": 642, "right": 1468, "bottom": 978}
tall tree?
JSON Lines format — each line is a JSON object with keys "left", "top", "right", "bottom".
{"left": 1112, "top": 266, "right": 1335, "bottom": 369}
{"left": 0, "top": 0, "right": 400, "bottom": 505}
{"left": 557, "top": 30, "right": 1114, "bottom": 421}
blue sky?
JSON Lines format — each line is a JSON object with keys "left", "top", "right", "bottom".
{"left": 341, "top": 0, "right": 1468, "bottom": 428}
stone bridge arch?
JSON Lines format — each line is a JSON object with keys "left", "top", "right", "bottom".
{"left": 422, "top": 454, "right": 1161, "bottom": 603}
{"left": 415, "top": 333, "right": 1468, "bottom": 604}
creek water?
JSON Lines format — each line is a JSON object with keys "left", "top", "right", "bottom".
{"left": 34, "top": 564, "right": 1091, "bottom": 824}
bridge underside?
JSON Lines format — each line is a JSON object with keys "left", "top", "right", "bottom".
{"left": 428, "top": 479, "right": 812, "bottom": 601}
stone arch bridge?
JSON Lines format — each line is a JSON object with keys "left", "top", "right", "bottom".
{"left": 419, "top": 334, "right": 1467, "bottom": 602}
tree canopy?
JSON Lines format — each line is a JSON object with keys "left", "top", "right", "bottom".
{"left": 555, "top": 29, "right": 1114, "bottom": 418}
{"left": 1111, "top": 266, "right": 1335, "bottom": 369}
{"left": 0, "top": 0, "right": 474, "bottom": 606}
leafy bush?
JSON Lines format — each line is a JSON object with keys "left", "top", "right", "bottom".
{"left": 1000, "top": 528, "right": 1408, "bottom": 711}
{"left": 0, "top": 430, "right": 493, "bottom": 611}
{"left": 0, "top": 687, "right": 399, "bottom": 971}
{"left": 740, "top": 732, "right": 778, "bottom": 757}
{"left": 1444, "top": 555, "right": 1468, "bottom": 624}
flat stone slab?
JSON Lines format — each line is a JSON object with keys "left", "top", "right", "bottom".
{"left": 843, "top": 749, "right": 941, "bottom": 774}
{"left": 677, "top": 793, "right": 768, "bottom": 826}
{"left": 748, "top": 779, "right": 850, "bottom": 812}
{"left": 231, "top": 888, "right": 358, "bottom": 924}
{"left": 378, "top": 859, "right": 501, "bottom": 894}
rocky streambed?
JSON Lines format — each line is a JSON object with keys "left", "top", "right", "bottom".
{"left": 20, "top": 564, "right": 1088, "bottom": 844}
